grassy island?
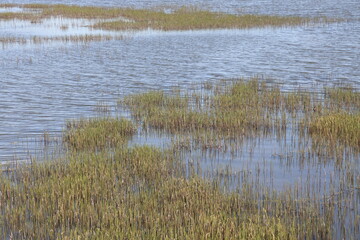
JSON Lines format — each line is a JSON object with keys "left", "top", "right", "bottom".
{"left": 0, "top": 4, "right": 336, "bottom": 31}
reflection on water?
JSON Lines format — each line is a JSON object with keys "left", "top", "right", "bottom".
{"left": 0, "top": 12, "right": 128, "bottom": 45}
{"left": 0, "top": 7, "right": 26, "bottom": 13}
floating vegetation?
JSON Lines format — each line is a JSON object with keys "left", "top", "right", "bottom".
{"left": 0, "top": 4, "right": 338, "bottom": 31}
{"left": 64, "top": 117, "right": 136, "bottom": 151}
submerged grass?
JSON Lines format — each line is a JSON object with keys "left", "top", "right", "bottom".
{"left": 0, "top": 4, "right": 336, "bottom": 31}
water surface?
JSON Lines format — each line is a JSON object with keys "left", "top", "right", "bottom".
{"left": 0, "top": 1, "right": 359, "bottom": 180}
{"left": 1, "top": 1, "right": 359, "bottom": 237}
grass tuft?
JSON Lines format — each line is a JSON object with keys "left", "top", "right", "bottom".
{"left": 309, "top": 112, "right": 360, "bottom": 149}
{"left": 64, "top": 117, "right": 136, "bottom": 151}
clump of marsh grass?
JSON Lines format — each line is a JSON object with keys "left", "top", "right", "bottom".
{"left": 0, "top": 4, "right": 15, "bottom": 7}
{"left": 1, "top": 35, "right": 125, "bottom": 48}
{"left": 309, "top": 112, "right": 360, "bottom": 150}
{"left": 121, "top": 91, "right": 189, "bottom": 122}
{"left": 0, "top": 12, "right": 35, "bottom": 20}
{"left": 122, "top": 78, "right": 287, "bottom": 137}
{"left": 325, "top": 85, "right": 360, "bottom": 110}
{"left": 297, "top": 84, "right": 360, "bottom": 156}
{"left": 0, "top": 37, "right": 27, "bottom": 47}
{"left": 123, "top": 90, "right": 188, "bottom": 109}
{"left": 0, "top": 146, "right": 175, "bottom": 239}
{"left": 0, "top": 4, "right": 124, "bottom": 20}
{"left": 94, "top": 7, "right": 334, "bottom": 31}
{"left": 0, "top": 144, "right": 334, "bottom": 239}
{"left": 123, "top": 78, "right": 360, "bottom": 163}
{"left": 64, "top": 117, "right": 136, "bottom": 151}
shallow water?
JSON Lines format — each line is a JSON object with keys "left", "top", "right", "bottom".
{"left": 0, "top": 7, "right": 25, "bottom": 13}
{"left": 1, "top": 1, "right": 359, "bottom": 238}
{"left": 0, "top": 2, "right": 359, "bottom": 176}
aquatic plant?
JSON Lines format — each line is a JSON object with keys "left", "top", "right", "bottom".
{"left": 0, "top": 12, "right": 34, "bottom": 20}
{"left": 123, "top": 78, "right": 286, "bottom": 136}
{"left": 63, "top": 117, "right": 136, "bottom": 151}
{"left": 123, "top": 78, "right": 360, "bottom": 161}
{"left": 0, "top": 37, "right": 27, "bottom": 45}
{"left": 0, "top": 144, "right": 334, "bottom": 239}
{"left": 0, "top": 4, "right": 337, "bottom": 31}
{"left": 94, "top": 7, "right": 332, "bottom": 31}
{"left": 0, "top": 78, "right": 358, "bottom": 239}
{"left": 309, "top": 112, "right": 360, "bottom": 150}
{"left": 325, "top": 85, "right": 360, "bottom": 110}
